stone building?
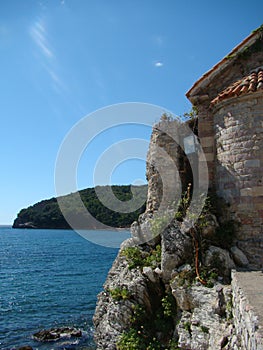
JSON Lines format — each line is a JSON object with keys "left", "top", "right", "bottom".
{"left": 186, "top": 27, "right": 263, "bottom": 268}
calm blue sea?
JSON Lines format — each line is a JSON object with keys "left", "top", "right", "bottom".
{"left": 0, "top": 227, "right": 130, "bottom": 350}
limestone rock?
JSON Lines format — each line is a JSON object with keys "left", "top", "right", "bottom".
{"left": 142, "top": 266, "right": 157, "bottom": 283}
{"left": 161, "top": 222, "right": 192, "bottom": 283}
{"left": 93, "top": 251, "right": 163, "bottom": 349}
{"left": 173, "top": 283, "right": 233, "bottom": 350}
{"left": 130, "top": 212, "right": 160, "bottom": 246}
{"left": 205, "top": 246, "right": 235, "bottom": 281}
{"left": 201, "top": 214, "right": 219, "bottom": 238}
{"left": 120, "top": 238, "right": 134, "bottom": 250}
{"left": 154, "top": 267, "right": 162, "bottom": 276}
{"left": 230, "top": 246, "right": 249, "bottom": 267}
{"left": 33, "top": 327, "right": 82, "bottom": 342}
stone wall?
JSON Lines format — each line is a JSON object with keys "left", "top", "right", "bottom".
{"left": 186, "top": 34, "right": 263, "bottom": 269}
{"left": 213, "top": 92, "right": 263, "bottom": 268}
{"left": 231, "top": 270, "right": 263, "bottom": 350}
{"left": 189, "top": 36, "right": 263, "bottom": 190}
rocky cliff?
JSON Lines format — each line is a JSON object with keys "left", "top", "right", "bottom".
{"left": 93, "top": 119, "right": 250, "bottom": 350}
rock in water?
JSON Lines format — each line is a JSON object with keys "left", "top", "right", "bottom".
{"left": 33, "top": 327, "right": 82, "bottom": 341}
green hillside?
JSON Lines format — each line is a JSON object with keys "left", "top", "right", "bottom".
{"left": 13, "top": 185, "right": 147, "bottom": 229}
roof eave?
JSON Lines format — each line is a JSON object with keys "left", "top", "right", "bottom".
{"left": 186, "top": 30, "right": 261, "bottom": 102}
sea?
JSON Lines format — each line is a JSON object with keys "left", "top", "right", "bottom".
{"left": 0, "top": 226, "right": 130, "bottom": 350}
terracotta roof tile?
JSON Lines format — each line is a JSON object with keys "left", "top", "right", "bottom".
{"left": 210, "top": 68, "right": 263, "bottom": 106}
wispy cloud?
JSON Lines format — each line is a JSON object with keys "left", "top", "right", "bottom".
{"left": 30, "top": 18, "right": 67, "bottom": 94}
{"left": 154, "top": 61, "right": 164, "bottom": 68}
{"left": 45, "top": 65, "right": 67, "bottom": 93}
{"left": 30, "top": 19, "right": 54, "bottom": 59}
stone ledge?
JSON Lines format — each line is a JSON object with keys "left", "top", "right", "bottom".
{"left": 231, "top": 270, "right": 263, "bottom": 350}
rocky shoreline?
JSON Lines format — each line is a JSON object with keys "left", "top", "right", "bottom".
{"left": 9, "top": 327, "right": 94, "bottom": 350}
{"left": 92, "top": 119, "right": 249, "bottom": 349}
{"left": 93, "top": 214, "right": 247, "bottom": 349}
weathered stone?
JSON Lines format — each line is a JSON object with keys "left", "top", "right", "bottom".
{"left": 33, "top": 327, "right": 82, "bottom": 342}
{"left": 188, "top": 34, "right": 263, "bottom": 270}
{"left": 161, "top": 222, "right": 192, "bottom": 283}
{"left": 174, "top": 284, "right": 233, "bottom": 350}
{"left": 201, "top": 214, "right": 219, "bottom": 238}
{"left": 154, "top": 267, "right": 162, "bottom": 276}
{"left": 205, "top": 246, "right": 235, "bottom": 280}
{"left": 120, "top": 237, "right": 134, "bottom": 250}
{"left": 142, "top": 266, "right": 157, "bottom": 283}
{"left": 230, "top": 246, "right": 249, "bottom": 267}
{"left": 93, "top": 250, "right": 163, "bottom": 349}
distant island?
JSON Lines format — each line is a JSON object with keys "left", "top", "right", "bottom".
{"left": 13, "top": 185, "right": 147, "bottom": 230}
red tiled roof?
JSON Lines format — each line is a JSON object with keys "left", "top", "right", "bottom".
{"left": 210, "top": 68, "right": 263, "bottom": 106}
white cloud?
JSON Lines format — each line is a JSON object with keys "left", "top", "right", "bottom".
{"left": 29, "top": 18, "right": 68, "bottom": 95}
{"left": 46, "top": 67, "right": 67, "bottom": 92}
{"left": 30, "top": 19, "right": 54, "bottom": 59}
{"left": 154, "top": 61, "right": 163, "bottom": 67}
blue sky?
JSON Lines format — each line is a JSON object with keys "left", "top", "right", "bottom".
{"left": 0, "top": 0, "right": 262, "bottom": 224}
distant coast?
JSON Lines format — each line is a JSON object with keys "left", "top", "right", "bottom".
{"left": 13, "top": 185, "right": 147, "bottom": 230}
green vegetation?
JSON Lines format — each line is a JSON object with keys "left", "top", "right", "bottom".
{"left": 117, "top": 328, "right": 145, "bottom": 350}
{"left": 226, "top": 299, "right": 233, "bottom": 321}
{"left": 161, "top": 293, "right": 176, "bottom": 318}
{"left": 226, "top": 27, "right": 263, "bottom": 60}
{"left": 121, "top": 247, "right": 145, "bottom": 269}
{"left": 166, "top": 339, "right": 180, "bottom": 350}
{"left": 174, "top": 184, "right": 192, "bottom": 222}
{"left": 172, "top": 267, "right": 196, "bottom": 288}
{"left": 109, "top": 287, "right": 131, "bottom": 301}
{"left": 144, "top": 244, "right": 162, "bottom": 268}
{"left": 13, "top": 185, "right": 147, "bottom": 229}
{"left": 130, "top": 304, "right": 147, "bottom": 324}
{"left": 252, "top": 24, "right": 263, "bottom": 34}
{"left": 182, "top": 106, "right": 198, "bottom": 121}
{"left": 117, "top": 290, "right": 177, "bottom": 350}
{"left": 198, "top": 266, "right": 219, "bottom": 288}
{"left": 200, "top": 325, "right": 209, "bottom": 334}
{"left": 121, "top": 245, "right": 161, "bottom": 270}
{"left": 183, "top": 321, "right": 191, "bottom": 333}
{"left": 150, "top": 213, "right": 172, "bottom": 237}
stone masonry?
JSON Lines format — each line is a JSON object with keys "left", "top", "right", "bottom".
{"left": 231, "top": 270, "right": 263, "bottom": 350}
{"left": 187, "top": 28, "right": 263, "bottom": 268}
{"left": 213, "top": 92, "right": 263, "bottom": 267}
